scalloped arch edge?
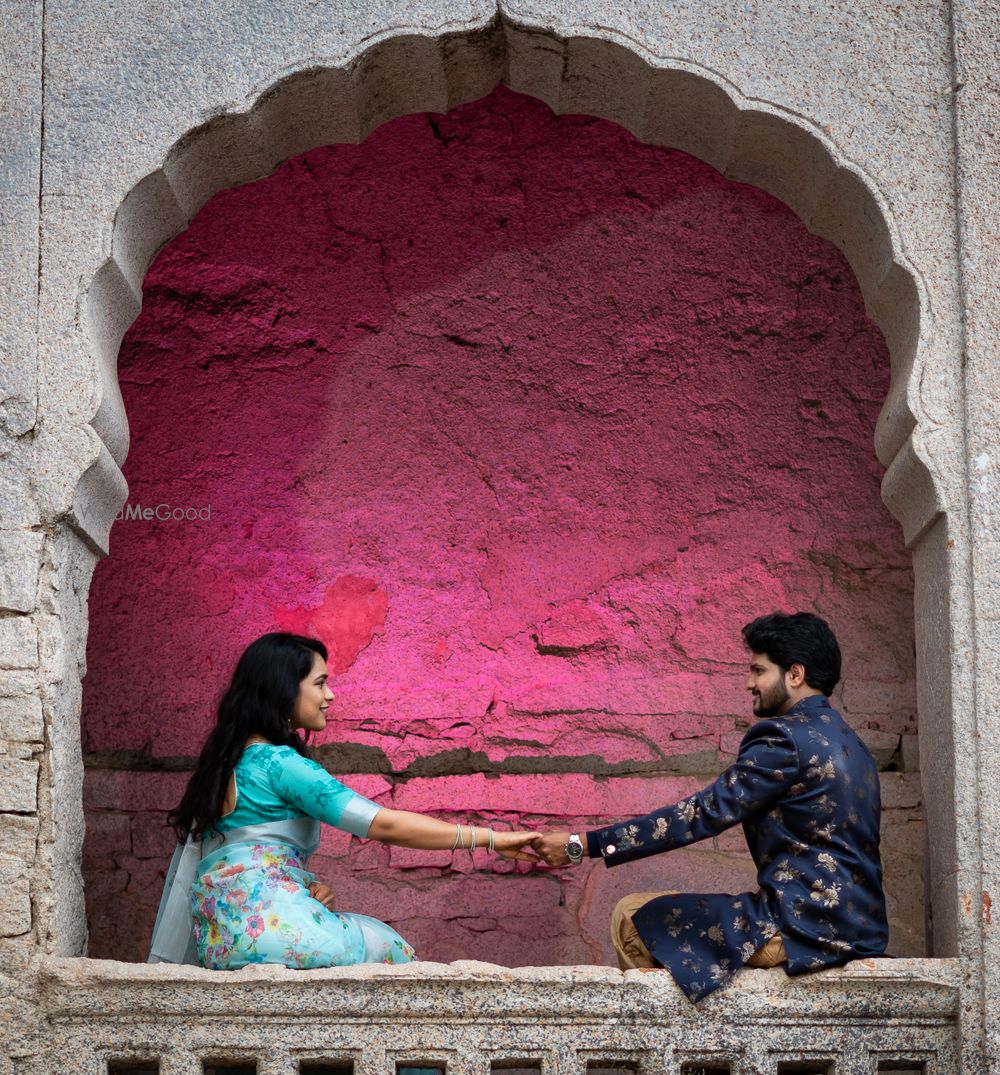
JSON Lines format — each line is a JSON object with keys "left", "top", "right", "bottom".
{"left": 70, "top": 16, "right": 939, "bottom": 553}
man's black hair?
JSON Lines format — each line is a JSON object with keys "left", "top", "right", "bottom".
{"left": 742, "top": 612, "right": 841, "bottom": 696}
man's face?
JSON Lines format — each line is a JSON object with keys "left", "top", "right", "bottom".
{"left": 746, "top": 652, "right": 791, "bottom": 717}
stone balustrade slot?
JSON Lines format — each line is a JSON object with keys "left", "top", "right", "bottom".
{"left": 774, "top": 1062, "right": 834, "bottom": 1074}
{"left": 94, "top": 1051, "right": 943, "bottom": 1075}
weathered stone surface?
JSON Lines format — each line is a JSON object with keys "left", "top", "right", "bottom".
{"left": 0, "top": 878, "right": 31, "bottom": 936}
{"left": 0, "top": 671, "right": 42, "bottom": 696}
{"left": 82, "top": 89, "right": 915, "bottom": 782}
{"left": 0, "top": 821, "right": 36, "bottom": 959}
{"left": 129, "top": 812, "right": 174, "bottom": 860}
{"left": 901, "top": 731, "right": 921, "bottom": 772}
{"left": 0, "top": 532, "right": 43, "bottom": 613}
{"left": 28, "top": 955, "right": 962, "bottom": 1074}
{"left": 858, "top": 726, "right": 901, "bottom": 769}
{"left": 0, "top": 813, "right": 38, "bottom": 943}
{"left": 0, "top": 757, "right": 37, "bottom": 813}
{"left": 0, "top": 616, "right": 37, "bottom": 670}
{"left": 1, "top": 0, "right": 998, "bottom": 1067}
{"left": 0, "top": 0, "right": 41, "bottom": 538}
{"left": 880, "top": 773, "right": 927, "bottom": 957}
{"left": 950, "top": 2, "right": 1000, "bottom": 1065}
{"left": 81, "top": 811, "right": 131, "bottom": 865}
{"left": 83, "top": 769, "right": 188, "bottom": 812}
{"left": 0, "top": 695, "right": 43, "bottom": 742}
{"left": 0, "top": 813, "right": 38, "bottom": 867}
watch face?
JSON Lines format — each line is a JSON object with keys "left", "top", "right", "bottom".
{"left": 567, "top": 835, "right": 584, "bottom": 862}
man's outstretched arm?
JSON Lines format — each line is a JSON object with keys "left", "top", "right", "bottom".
{"left": 533, "top": 718, "right": 801, "bottom": 866}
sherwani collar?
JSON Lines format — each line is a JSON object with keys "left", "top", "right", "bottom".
{"left": 784, "top": 694, "right": 831, "bottom": 717}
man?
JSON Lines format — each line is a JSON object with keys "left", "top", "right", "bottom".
{"left": 532, "top": 611, "right": 888, "bottom": 1002}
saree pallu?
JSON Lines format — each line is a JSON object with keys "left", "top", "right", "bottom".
{"left": 148, "top": 817, "right": 415, "bottom": 969}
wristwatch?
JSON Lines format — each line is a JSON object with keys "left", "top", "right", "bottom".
{"left": 565, "top": 833, "right": 585, "bottom": 865}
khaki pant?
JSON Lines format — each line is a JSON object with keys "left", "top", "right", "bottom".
{"left": 611, "top": 891, "right": 788, "bottom": 970}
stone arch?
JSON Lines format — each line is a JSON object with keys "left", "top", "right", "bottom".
{"left": 59, "top": 18, "right": 959, "bottom": 958}
{"left": 78, "top": 23, "right": 942, "bottom": 552}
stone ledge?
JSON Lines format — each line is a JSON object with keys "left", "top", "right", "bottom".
{"left": 39, "top": 956, "right": 960, "bottom": 1024}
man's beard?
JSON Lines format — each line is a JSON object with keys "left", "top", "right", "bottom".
{"left": 752, "top": 680, "right": 790, "bottom": 718}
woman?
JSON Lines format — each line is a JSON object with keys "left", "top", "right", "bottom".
{"left": 149, "top": 632, "right": 540, "bottom": 969}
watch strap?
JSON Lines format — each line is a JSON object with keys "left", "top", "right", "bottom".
{"left": 566, "top": 832, "right": 584, "bottom": 864}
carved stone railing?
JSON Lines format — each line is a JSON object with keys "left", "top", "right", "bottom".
{"left": 33, "top": 958, "right": 959, "bottom": 1075}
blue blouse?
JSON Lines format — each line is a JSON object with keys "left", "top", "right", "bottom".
{"left": 220, "top": 743, "right": 381, "bottom": 838}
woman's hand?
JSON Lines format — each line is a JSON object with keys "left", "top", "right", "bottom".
{"left": 492, "top": 830, "right": 543, "bottom": 862}
{"left": 308, "top": 880, "right": 336, "bottom": 910}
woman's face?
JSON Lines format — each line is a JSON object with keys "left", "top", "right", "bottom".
{"left": 290, "top": 650, "right": 334, "bottom": 732}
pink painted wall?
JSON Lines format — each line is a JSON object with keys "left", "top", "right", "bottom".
{"left": 81, "top": 87, "right": 922, "bottom": 965}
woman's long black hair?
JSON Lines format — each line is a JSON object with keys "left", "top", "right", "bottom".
{"left": 169, "top": 632, "right": 327, "bottom": 842}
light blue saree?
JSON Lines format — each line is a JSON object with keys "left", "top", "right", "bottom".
{"left": 148, "top": 744, "right": 415, "bottom": 969}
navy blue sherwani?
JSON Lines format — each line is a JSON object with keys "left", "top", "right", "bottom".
{"left": 586, "top": 695, "right": 888, "bottom": 1001}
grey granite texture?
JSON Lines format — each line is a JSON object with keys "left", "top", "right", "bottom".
{"left": 33, "top": 527, "right": 95, "bottom": 958}
{"left": 0, "top": 0, "right": 42, "bottom": 532}
{"left": 0, "top": 0, "right": 996, "bottom": 1070}
{"left": 25, "top": 957, "right": 960, "bottom": 1075}
{"left": 950, "top": 1, "right": 1000, "bottom": 1069}
{"left": 0, "top": 532, "right": 43, "bottom": 614}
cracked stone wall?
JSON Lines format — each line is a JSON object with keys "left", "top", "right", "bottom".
{"left": 80, "top": 86, "right": 923, "bottom": 966}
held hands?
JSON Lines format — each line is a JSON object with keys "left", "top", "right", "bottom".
{"left": 491, "top": 830, "right": 544, "bottom": 862}
{"left": 451, "top": 827, "right": 577, "bottom": 865}
{"left": 531, "top": 830, "right": 573, "bottom": 867}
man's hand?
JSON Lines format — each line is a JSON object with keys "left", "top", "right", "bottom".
{"left": 309, "top": 881, "right": 336, "bottom": 910}
{"left": 492, "top": 830, "right": 543, "bottom": 861}
{"left": 532, "top": 831, "right": 573, "bottom": 866}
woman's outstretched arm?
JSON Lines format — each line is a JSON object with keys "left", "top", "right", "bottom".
{"left": 368, "top": 809, "right": 540, "bottom": 861}
{"left": 265, "top": 747, "right": 539, "bottom": 862}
